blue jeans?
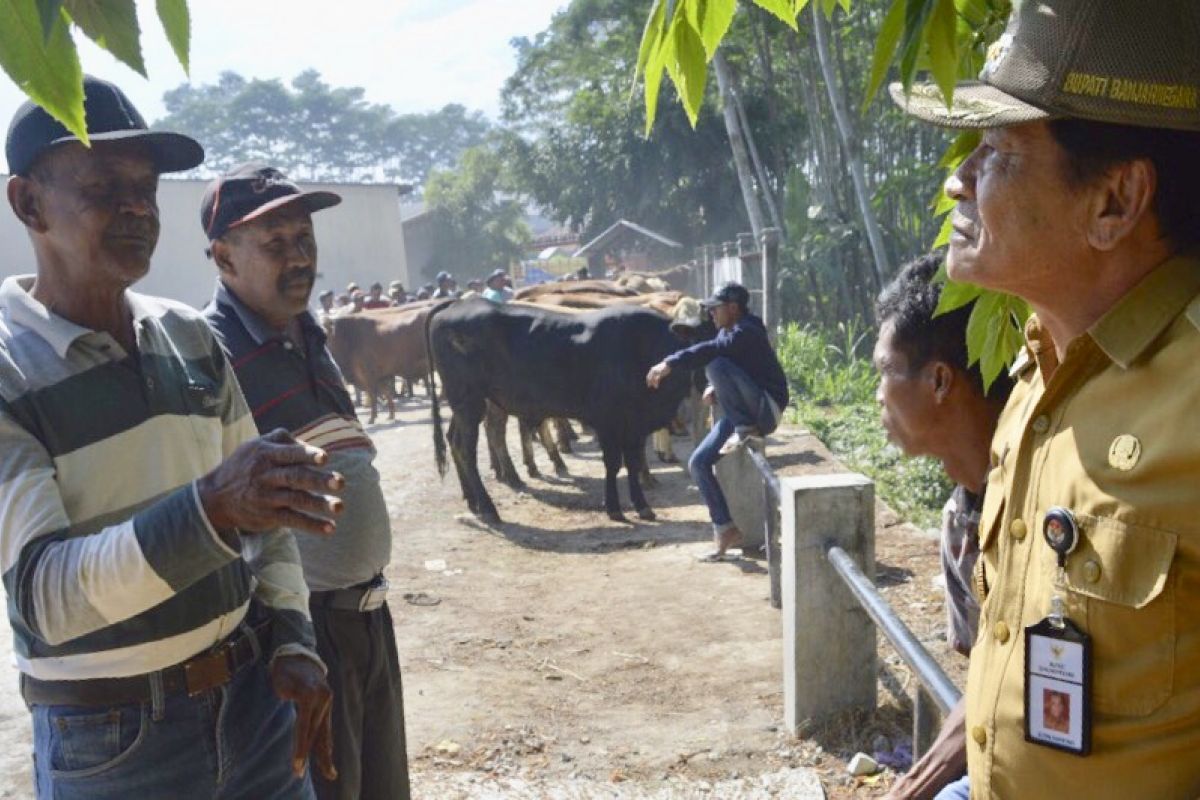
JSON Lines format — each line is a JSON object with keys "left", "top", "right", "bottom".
{"left": 933, "top": 775, "right": 971, "bottom": 800}
{"left": 31, "top": 655, "right": 313, "bottom": 799}
{"left": 688, "top": 358, "right": 779, "bottom": 531}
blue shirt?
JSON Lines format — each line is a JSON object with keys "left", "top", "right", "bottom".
{"left": 665, "top": 312, "right": 789, "bottom": 410}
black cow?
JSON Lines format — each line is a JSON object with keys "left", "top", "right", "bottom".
{"left": 427, "top": 298, "right": 694, "bottom": 523}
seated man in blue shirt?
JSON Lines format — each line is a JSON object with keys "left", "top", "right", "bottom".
{"left": 646, "top": 282, "right": 789, "bottom": 558}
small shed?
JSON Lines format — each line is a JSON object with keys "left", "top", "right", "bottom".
{"left": 573, "top": 220, "right": 682, "bottom": 277}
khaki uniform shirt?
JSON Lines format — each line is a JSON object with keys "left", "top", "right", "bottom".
{"left": 967, "top": 253, "right": 1200, "bottom": 799}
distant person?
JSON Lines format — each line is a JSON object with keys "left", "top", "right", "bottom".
{"left": 432, "top": 271, "right": 456, "bottom": 299}
{"left": 645, "top": 282, "right": 788, "bottom": 559}
{"left": 346, "top": 281, "right": 360, "bottom": 295}
{"left": 363, "top": 282, "right": 390, "bottom": 310}
{"left": 201, "top": 163, "right": 411, "bottom": 800}
{"left": 389, "top": 280, "right": 407, "bottom": 306}
{"left": 349, "top": 291, "right": 365, "bottom": 313}
{"left": 317, "top": 289, "right": 336, "bottom": 330}
{"left": 874, "top": 253, "right": 1013, "bottom": 800}
{"left": 335, "top": 293, "right": 351, "bottom": 309}
{"left": 483, "top": 269, "right": 514, "bottom": 304}
{"left": 577, "top": 265, "right": 589, "bottom": 280}
{"left": 1, "top": 75, "right": 338, "bottom": 799}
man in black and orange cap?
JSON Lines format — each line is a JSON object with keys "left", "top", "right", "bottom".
{"left": 201, "top": 163, "right": 410, "bottom": 800}
{"left": 891, "top": 3, "right": 1200, "bottom": 798}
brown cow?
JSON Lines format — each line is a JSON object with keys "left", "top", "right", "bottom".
{"left": 513, "top": 279, "right": 635, "bottom": 301}
{"left": 328, "top": 301, "right": 444, "bottom": 423}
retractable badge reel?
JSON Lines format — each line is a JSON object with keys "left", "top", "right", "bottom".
{"left": 1024, "top": 506, "right": 1092, "bottom": 755}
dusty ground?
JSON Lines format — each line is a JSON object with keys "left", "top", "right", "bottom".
{"left": 0, "top": 397, "right": 965, "bottom": 799}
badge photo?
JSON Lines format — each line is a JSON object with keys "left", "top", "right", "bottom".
{"left": 1025, "top": 617, "right": 1092, "bottom": 756}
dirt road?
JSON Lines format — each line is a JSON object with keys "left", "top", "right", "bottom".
{"left": 0, "top": 398, "right": 961, "bottom": 799}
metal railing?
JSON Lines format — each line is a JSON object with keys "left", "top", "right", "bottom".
{"left": 746, "top": 446, "right": 782, "bottom": 609}
{"left": 827, "top": 546, "right": 961, "bottom": 715}
{"left": 745, "top": 449, "right": 961, "bottom": 750}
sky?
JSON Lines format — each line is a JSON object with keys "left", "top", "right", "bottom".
{"left": 0, "top": 0, "right": 567, "bottom": 133}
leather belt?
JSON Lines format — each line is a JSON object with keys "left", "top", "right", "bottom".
{"left": 310, "top": 574, "right": 389, "bottom": 613}
{"left": 20, "top": 619, "right": 271, "bottom": 708}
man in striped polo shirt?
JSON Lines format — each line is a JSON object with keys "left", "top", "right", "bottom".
{"left": 201, "top": 163, "right": 410, "bottom": 800}
{"left": 1, "top": 77, "right": 341, "bottom": 798}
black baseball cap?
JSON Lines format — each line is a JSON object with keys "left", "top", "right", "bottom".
{"left": 891, "top": 0, "right": 1200, "bottom": 132}
{"left": 701, "top": 282, "right": 750, "bottom": 309}
{"left": 6, "top": 75, "right": 204, "bottom": 176}
{"left": 201, "top": 163, "right": 340, "bottom": 241}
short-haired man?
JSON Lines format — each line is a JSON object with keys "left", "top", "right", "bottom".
{"left": 202, "top": 163, "right": 410, "bottom": 800}
{"left": 363, "top": 282, "right": 390, "bottom": 310}
{"left": 893, "top": 3, "right": 1200, "bottom": 797}
{"left": 2, "top": 77, "right": 339, "bottom": 799}
{"left": 873, "top": 253, "right": 1014, "bottom": 800}
{"left": 646, "top": 282, "right": 788, "bottom": 558}
{"left": 432, "top": 271, "right": 456, "bottom": 299}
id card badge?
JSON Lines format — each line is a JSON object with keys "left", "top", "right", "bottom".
{"left": 1024, "top": 616, "right": 1092, "bottom": 755}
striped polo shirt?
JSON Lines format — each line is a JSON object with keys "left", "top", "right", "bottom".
{"left": 204, "top": 282, "right": 391, "bottom": 592}
{"left": 0, "top": 276, "right": 316, "bottom": 681}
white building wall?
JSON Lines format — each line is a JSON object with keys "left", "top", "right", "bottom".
{"left": 0, "top": 177, "right": 410, "bottom": 309}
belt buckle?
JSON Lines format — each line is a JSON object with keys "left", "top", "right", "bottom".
{"left": 184, "top": 649, "right": 232, "bottom": 696}
{"left": 358, "top": 575, "right": 389, "bottom": 612}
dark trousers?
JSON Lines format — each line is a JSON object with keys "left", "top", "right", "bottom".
{"left": 310, "top": 601, "right": 411, "bottom": 800}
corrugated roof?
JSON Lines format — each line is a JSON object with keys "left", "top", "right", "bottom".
{"left": 573, "top": 219, "right": 682, "bottom": 257}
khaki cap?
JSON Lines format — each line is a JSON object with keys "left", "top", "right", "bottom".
{"left": 891, "top": 0, "right": 1200, "bottom": 131}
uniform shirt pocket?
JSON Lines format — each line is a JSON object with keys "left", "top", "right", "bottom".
{"left": 1069, "top": 514, "right": 1177, "bottom": 716}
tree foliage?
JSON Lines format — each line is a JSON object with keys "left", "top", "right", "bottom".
{"left": 421, "top": 145, "right": 531, "bottom": 281}
{"left": 636, "top": 0, "right": 1026, "bottom": 387}
{"left": 155, "top": 70, "right": 491, "bottom": 186}
{"left": 499, "top": 0, "right": 750, "bottom": 248}
{"left": 0, "top": 0, "right": 190, "bottom": 143}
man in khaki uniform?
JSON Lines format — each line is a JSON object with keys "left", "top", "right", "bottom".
{"left": 892, "top": 2, "right": 1200, "bottom": 798}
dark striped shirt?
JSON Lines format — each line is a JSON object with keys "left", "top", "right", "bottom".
{"left": 204, "top": 283, "right": 391, "bottom": 591}
{"left": 0, "top": 276, "right": 316, "bottom": 680}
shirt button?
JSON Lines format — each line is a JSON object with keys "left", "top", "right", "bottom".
{"left": 1032, "top": 415, "right": 1051, "bottom": 434}
{"left": 1083, "top": 560, "right": 1102, "bottom": 583}
{"left": 1009, "top": 518, "right": 1027, "bottom": 541}
{"left": 994, "top": 622, "right": 1010, "bottom": 644}
{"left": 971, "top": 725, "right": 987, "bottom": 746}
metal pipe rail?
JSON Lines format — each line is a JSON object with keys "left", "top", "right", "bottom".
{"left": 826, "top": 545, "right": 961, "bottom": 714}
{"left": 746, "top": 447, "right": 782, "bottom": 608}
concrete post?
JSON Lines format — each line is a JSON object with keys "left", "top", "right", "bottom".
{"left": 781, "top": 473, "right": 876, "bottom": 733}
{"left": 913, "top": 686, "right": 940, "bottom": 759}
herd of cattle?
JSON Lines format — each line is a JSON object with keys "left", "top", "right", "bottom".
{"left": 325, "top": 273, "right": 715, "bottom": 523}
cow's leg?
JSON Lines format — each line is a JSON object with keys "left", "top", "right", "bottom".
{"left": 447, "top": 417, "right": 474, "bottom": 503}
{"left": 555, "top": 418, "right": 575, "bottom": 455}
{"left": 624, "top": 439, "right": 656, "bottom": 521}
{"left": 598, "top": 433, "right": 625, "bottom": 521}
{"left": 385, "top": 377, "right": 396, "bottom": 420}
{"left": 485, "top": 402, "right": 523, "bottom": 487}
{"left": 452, "top": 398, "right": 500, "bottom": 522}
{"left": 366, "top": 378, "right": 378, "bottom": 425}
{"left": 639, "top": 437, "right": 659, "bottom": 489}
{"left": 518, "top": 419, "right": 543, "bottom": 479}
{"left": 539, "top": 419, "right": 569, "bottom": 477}
{"left": 653, "top": 427, "right": 677, "bottom": 463}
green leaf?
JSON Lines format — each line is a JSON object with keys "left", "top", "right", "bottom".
{"left": 965, "top": 290, "right": 1028, "bottom": 390}
{"left": 700, "top": 0, "right": 735, "bottom": 59}
{"left": 643, "top": 17, "right": 672, "bottom": 136}
{"left": 636, "top": 0, "right": 665, "bottom": 77}
{"left": 685, "top": 0, "right": 704, "bottom": 34}
{"left": 932, "top": 209, "right": 954, "bottom": 247}
{"left": 926, "top": 0, "right": 957, "bottom": 105}
{"left": 668, "top": 13, "right": 707, "bottom": 128}
{"left": 936, "top": 128, "right": 979, "bottom": 168}
{"left": 934, "top": 277, "right": 983, "bottom": 315}
{"left": 898, "top": 0, "right": 935, "bottom": 91}
{"left": 155, "top": 0, "right": 189, "bottom": 73}
{"left": 752, "top": 0, "right": 799, "bottom": 31}
{"left": 0, "top": 1, "right": 87, "bottom": 143}
{"left": 64, "top": 0, "right": 145, "bottom": 76}
{"left": 34, "top": 0, "right": 61, "bottom": 41}
{"left": 862, "top": 0, "right": 906, "bottom": 112}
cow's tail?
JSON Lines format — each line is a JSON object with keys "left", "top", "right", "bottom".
{"left": 425, "top": 299, "right": 454, "bottom": 478}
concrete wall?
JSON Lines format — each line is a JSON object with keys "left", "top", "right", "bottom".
{"left": 0, "top": 177, "right": 410, "bottom": 309}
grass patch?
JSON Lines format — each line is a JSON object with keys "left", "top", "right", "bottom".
{"left": 777, "top": 323, "right": 951, "bottom": 531}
